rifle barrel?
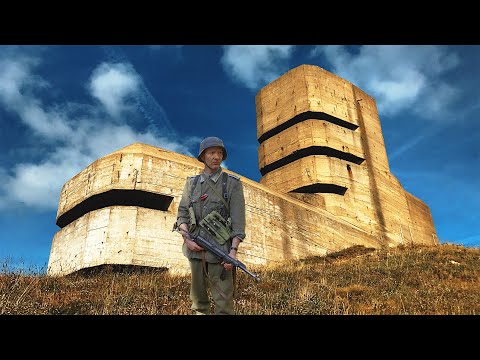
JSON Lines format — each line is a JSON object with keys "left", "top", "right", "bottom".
{"left": 173, "top": 224, "right": 260, "bottom": 282}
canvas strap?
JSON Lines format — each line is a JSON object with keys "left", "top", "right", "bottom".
{"left": 203, "top": 172, "right": 230, "bottom": 213}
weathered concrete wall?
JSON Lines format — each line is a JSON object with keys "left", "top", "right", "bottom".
{"left": 48, "top": 143, "right": 380, "bottom": 276}
{"left": 48, "top": 64, "right": 438, "bottom": 277}
{"left": 49, "top": 145, "right": 202, "bottom": 275}
{"left": 256, "top": 64, "right": 437, "bottom": 249}
{"left": 258, "top": 119, "right": 365, "bottom": 174}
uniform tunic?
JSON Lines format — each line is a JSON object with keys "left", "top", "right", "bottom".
{"left": 177, "top": 167, "right": 246, "bottom": 263}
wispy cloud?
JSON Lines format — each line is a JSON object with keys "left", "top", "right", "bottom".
{"left": 388, "top": 122, "right": 450, "bottom": 161}
{"left": 100, "top": 45, "right": 177, "bottom": 136}
{"left": 221, "top": 45, "right": 295, "bottom": 90}
{"left": 88, "top": 62, "right": 141, "bottom": 119}
{"left": 0, "top": 46, "right": 198, "bottom": 211}
{"left": 310, "top": 45, "right": 460, "bottom": 119}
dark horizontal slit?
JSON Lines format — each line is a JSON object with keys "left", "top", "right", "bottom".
{"left": 258, "top": 111, "right": 358, "bottom": 144}
{"left": 291, "top": 183, "right": 347, "bottom": 195}
{"left": 260, "top": 146, "right": 364, "bottom": 176}
{"left": 56, "top": 189, "right": 174, "bottom": 228}
{"left": 71, "top": 264, "right": 169, "bottom": 277}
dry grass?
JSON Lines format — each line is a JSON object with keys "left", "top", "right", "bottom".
{"left": 1, "top": 243, "right": 479, "bottom": 315}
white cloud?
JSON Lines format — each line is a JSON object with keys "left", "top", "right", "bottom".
{"left": 88, "top": 62, "right": 141, "bottom": 118}
{"left": 311, "top": 45, "right": 460, "bottom": 119}
{"left": 20, "top": 104, "right": 73, "bottom": 139}
{"left": 0, "top": 48, "right": 198, "bottom": 212}
{"left": 0, "top": 56, "right": 72, "bottom": 140}
{"left": 0, "top": 125, "right": 196, "bottom": 210}
{"left": 82, "top": 124, "right": 194, "bottom": 161}
{"left": 5, "top": 159, "right": 81, "bottom": 209}
{"left": 0, "top": 58, "right": 32, "bottom": 106}
{"left": 221, "top": 45, "right": 295, "bottom": 90}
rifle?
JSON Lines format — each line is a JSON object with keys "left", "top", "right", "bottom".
{"left": 172, "top": 222, "right": 260, "bottom": 282}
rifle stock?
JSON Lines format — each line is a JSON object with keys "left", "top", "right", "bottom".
{"left": 173, "top": 222, "right": 260, "bottom": 282}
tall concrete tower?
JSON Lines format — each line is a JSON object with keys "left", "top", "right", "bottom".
{"left": 256, "top": 64, "right": 437, "bottom": 247}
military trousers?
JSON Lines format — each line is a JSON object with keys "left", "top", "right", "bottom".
{"left": 188, "top": 257, "right": 234, "bottom": 315}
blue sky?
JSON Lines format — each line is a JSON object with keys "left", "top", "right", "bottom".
{"left": 1, "top": 45, "right": 479, "bottom": 272}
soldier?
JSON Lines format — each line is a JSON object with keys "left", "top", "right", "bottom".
{"left": 176, "top": 136, "right": 246, "bottom": 315}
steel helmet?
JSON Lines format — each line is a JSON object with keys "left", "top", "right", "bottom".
{"left": 197, "top": 136, "right": 227, "bottom": 162}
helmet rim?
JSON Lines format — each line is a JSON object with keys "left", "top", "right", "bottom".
{"left": 197, "top": 136, "right": 227, "bottom": 162}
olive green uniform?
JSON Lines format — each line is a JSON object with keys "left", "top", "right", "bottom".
{"left": 177, "top": 167, "right": 246, "bottom": 314}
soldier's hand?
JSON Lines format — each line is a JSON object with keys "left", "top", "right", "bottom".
{"left": 222, "top": 250, "right": 237, "bottom": 270}
{"left": 185, "top": 238, "right": 204, "bottom": 252}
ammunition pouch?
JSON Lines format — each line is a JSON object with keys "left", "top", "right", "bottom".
{"left": 199, "top": 210, "right": 232, "bottom": 245}
{"left": 188, "top": 206, "right": 197, "bottom": 232}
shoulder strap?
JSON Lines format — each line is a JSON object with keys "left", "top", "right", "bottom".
{"left": 190, "top": 175, "right": 200, "bottom": 203}
{"left": 222, "top": 172, "right": 228, "bottom": 200}
{"left": 203, "top": 173, "right": 230, "bottom": 212}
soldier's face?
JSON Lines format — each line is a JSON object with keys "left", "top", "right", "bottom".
{"left": 203, "top": 146, "right": 224, "bottom": 172}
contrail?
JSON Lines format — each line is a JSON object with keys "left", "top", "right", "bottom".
{"left": 389, "top": 122, "right": 449, "bottom": 161}
{"left": 100, "top": 45, "right": 176, "bottom": 137}
{"left": 389, "top": 133, "right": 428, "bottom": 161}
{"left": 389, "top": 93, "right": 480, "bottom": 162}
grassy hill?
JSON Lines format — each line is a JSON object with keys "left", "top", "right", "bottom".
{"left": 1, "top": 243, "right": 478, "bottom": 315}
